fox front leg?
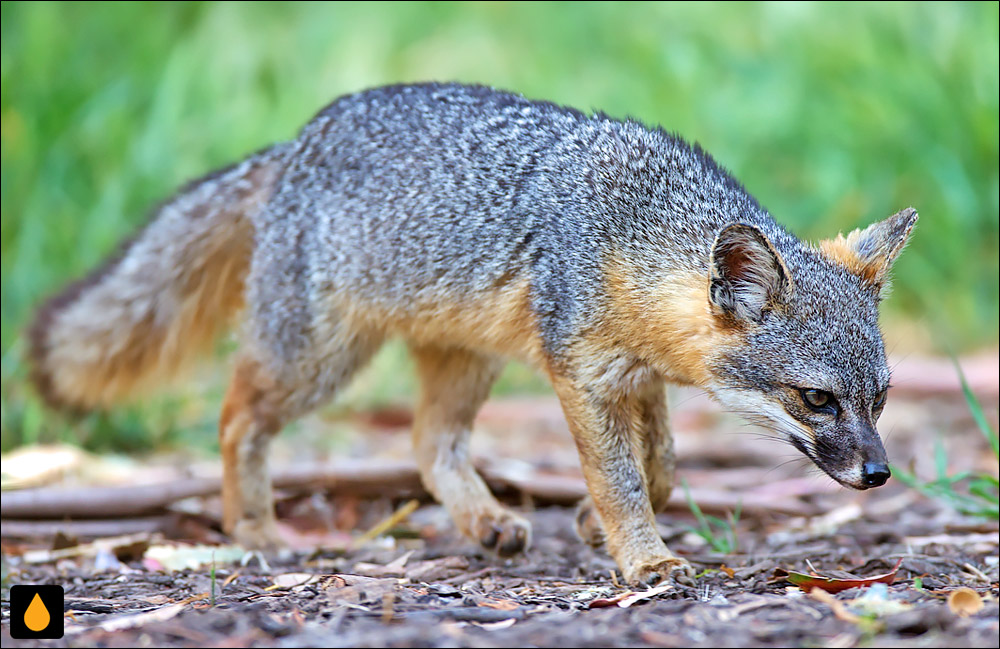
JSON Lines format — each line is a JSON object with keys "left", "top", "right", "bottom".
{"left": 550, "top": 359, "right": 691, "bottom": 586}
{"left": 575, "top": 374, "right": 675, "bottom": 548}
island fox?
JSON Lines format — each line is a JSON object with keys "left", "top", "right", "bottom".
{"left": 28, "top": 83, "right": 917, "bottom": 586}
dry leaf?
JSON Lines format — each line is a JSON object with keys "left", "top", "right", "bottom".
{"left": 588, "top": 583, "right": 672, "bottom": 609}
{"left": 947, "top": 587, "right": 984, "bottom": 617}
{"left": 143, "top": 544, "right": 246, "bottom": 571}
{"left": 353, "top": 549, "right": 416, "bottom": 577}
{"left": 618, "top": 584, "right": 673, "bottom": 607}
{"left": 269, "top": 573, "right": 317, "bottom": 590}
{"left": 779, "top": 558, "right": 903, "bottom": 593}
{"left": 588, "top": 591, "right": 634, "bottom": 608}
{"left": 406, "top": 556, "right": 470, "bottom": 581}
{"left": 65, "top": 604, "right": 186, "bottom": 635}
{"left": 474, "top": 618, "right": 518, "bottom": 631}
{"left": 572, "top": 586, "right": 615, "bottom": 602}
{"left": 323, "top": 574, "right": 398, "bottom": 605}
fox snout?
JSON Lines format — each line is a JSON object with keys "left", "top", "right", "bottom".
{"left": 849, "top": 439, "right": 891, "bottom": 489}
{"left": 861, "top": 460, "right": 891, "bottom": 488}
{"left": 855, "top": 435, "right": 891, "bottom": 489}
{"left": 813, "top": 422, "right": 891, "bottom": 490}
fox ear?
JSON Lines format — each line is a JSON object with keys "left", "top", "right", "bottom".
{"left": 709, "top": 223, "right": 792, "bottom": 323}
{"left": 820, "top": 207, "right": 918, "bottom": 293}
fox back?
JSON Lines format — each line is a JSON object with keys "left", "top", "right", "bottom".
{"left": 253, "top": 85, "right": 914, "bottom": 487}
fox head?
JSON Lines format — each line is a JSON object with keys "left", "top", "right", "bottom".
{"left": 705, "top": 208, "right": 918, "bottom": 489}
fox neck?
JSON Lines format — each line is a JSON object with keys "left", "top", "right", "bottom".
{"left": 603, "top": 257, "right": 733, "bottom": 388}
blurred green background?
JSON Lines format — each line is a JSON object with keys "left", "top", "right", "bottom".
{"left": 1, "top": 1, "right": 997, "bottom": 452}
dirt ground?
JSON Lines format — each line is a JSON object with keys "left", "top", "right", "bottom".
{"left": 2, "top": 354, "right": 998, "bottom": 647}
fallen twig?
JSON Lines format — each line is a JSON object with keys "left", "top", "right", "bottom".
{"left": 2, "top": 458, "right": 817, "bottom": 532}
{"left": 1, "top": 478, "right": 221, "bottom": 519}
{"left": 807, "top": 587, "right": 860, "bottom": 623}
{"left": 0, "top": 517, "right": 169, "bottom": 538}
{"left": 353, "top": 499, "right": 420, "bottom": 547}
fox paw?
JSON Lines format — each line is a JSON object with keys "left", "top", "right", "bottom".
{"left": 471, "top": 510, "right": 532, "bottom": 557}
{"left": 623, "top": 556, "right": 695, "bottom": 588}
{"left": 574, "top": 498, "right": 606, "bottom": 548}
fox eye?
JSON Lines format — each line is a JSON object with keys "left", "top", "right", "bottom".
{"left": 872, "top": 389, "right": 888, "bottom": 418}
{"left": 800, "top": 388, "right": 839, "bottom": 415}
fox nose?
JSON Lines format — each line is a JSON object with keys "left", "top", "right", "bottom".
{"left": 861, "top": 462, "right": 891, "bottom": 487}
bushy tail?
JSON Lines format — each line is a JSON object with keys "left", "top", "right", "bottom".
{"left": 28, "top": 143, "right": 291, "bottom": 411}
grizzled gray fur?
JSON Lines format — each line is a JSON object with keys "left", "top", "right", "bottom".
{"left": 29, "top": 82, "right": 916, "bottom": 586}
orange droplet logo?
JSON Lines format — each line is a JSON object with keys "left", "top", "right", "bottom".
{"left": 25, "top": 592, "right": 51, "bottom": 632}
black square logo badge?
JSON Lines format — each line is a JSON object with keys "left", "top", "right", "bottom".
{"left": 9, "top": 584, "right": 64, "bottom": 639}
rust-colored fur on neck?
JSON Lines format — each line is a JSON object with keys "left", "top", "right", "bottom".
{"left": 602, "top": 256, "right": 735, "bottom": 388}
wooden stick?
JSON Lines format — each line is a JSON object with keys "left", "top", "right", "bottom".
{"left": 0, "top": 478, "right": 222, "bottom": 519}
{"left": 353, "top": 499, "right": 420, "bottom": 547}
{"left": 0, "top": 517, "right": 168, "bottom": 538}
{"left": 1, "top": 458, "right": 816, "bottom": 524}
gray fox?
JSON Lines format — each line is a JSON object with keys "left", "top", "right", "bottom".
{"left": 28, "top": 83, "right": 917, "bottom": 586}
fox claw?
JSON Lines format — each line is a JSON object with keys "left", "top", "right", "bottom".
{"left": 472, "top": 511, "right": 532, "bottom": 557}
{"left": 624, "top": 556, "right": 694, "bottom": 587}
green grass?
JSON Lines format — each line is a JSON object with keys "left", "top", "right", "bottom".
{"left": 1, "top": 2, "right": 998, "bottom": 452}
{"left": 680, "top": 478, "right": 741, "bottom": 554}
{"left": 891, "top": 364, "right": 1000, "bottom": 520}
{"left": 209, "top": 555, "right": 217, "bottom": 608}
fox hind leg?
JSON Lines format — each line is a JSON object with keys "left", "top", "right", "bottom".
{"left": 219, "top": 357, "right": 286, "bottom": 549}
{"left": 220, "top": 329, "right": 384, "bottom": 549}
{"left": 410, "top": 344, "right": 531, "bottom": 557}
